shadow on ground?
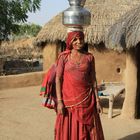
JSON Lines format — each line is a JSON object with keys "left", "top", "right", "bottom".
{"left": 100, "top": 92, "right": 125, "bottom": 118}
{"left": 119, "top": 132, "right": 140, "bottom": 140}
{"left": 101, "top": 94, "right": 125, "bottom": 109}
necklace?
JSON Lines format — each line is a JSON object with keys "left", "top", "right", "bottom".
{"left": 71, "top": 51, "right": 83, "bottom": 65}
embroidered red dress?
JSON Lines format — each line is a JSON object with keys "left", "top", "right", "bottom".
{"left": 55, "top": 51, "right": 104, "bottom": 140}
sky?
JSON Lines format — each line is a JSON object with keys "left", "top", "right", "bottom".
{"left": 27, "top": 0, "right": 69, "bottom": 26}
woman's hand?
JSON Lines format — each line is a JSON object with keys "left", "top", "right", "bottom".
{"left": 57, "top": 101, "right": 65, "bottom": 115}
{"left": 96, "top": 101, "right": 103, "bottom": 114}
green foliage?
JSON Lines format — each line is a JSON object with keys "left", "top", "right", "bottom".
{"left": 0, "top": 0, "right": 41, "bottom": 40}
{"left": 13, "top": 23, "right": 42, "bottom": 38}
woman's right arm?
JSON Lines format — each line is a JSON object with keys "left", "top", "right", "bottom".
{"left": 55, "top": 55, "right": 65, "bottom": 115}
{"left": 56, "top": 76, "right": 62, "bottom": 101}
{"left": 56, "top": 76, "right": 65, "bottom": 115}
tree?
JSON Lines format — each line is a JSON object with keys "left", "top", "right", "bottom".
{"left": 13, "top": 23, "right": 42, "bottom": 38}
{"left": 0, "top": 0, "right": 41, "bottom": 40}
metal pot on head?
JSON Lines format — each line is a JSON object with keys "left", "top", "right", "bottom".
{"left": 62, "top": 0, "right": 91, "bottom": 28}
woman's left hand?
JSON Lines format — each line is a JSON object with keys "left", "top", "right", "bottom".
{"left": 96, "top": 101, "right": 103, "bottom": 114}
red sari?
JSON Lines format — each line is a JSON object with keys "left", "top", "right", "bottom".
{"left": 55, "top": 51, "right": 104, "bottom": 140}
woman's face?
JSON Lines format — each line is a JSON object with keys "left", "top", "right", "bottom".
{"left": 71, "top": 36, "right": 84, "bottom": 50}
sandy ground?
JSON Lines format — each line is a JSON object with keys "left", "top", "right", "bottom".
{"left": 0, "top": 86, "right": 140, "bottom": 140}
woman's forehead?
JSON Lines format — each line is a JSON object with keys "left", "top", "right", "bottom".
{"left": 74, "top": 36, "right": 83, "bottom": 39}
{"left": 74, "top": 35, "right": 84, "bottom": 39}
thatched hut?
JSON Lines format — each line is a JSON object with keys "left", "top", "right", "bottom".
{"left": 0, "top": 38, "right": 42, "bottom": 75}
{"left": 106, "top": 5, "right": 140, "bottom": 119}
{"left": 33, "top": 0, "right": 139, "bottom": 82}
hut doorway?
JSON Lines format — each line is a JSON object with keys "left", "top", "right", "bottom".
{"left": 136, "top": 43, "right": 140, "bottom": 118}
{"left": 60, "top": 41, "right": 66, "bottom": 52}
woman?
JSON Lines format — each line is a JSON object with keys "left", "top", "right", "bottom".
{"left": 55, "top": 31, "right": 104, "bottom": 140}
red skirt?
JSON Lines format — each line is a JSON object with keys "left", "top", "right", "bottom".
{"left": 54, "top": 96, "right": 104, "bottom": 140}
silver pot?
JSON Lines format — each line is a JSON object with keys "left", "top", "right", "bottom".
{"left": 62, "top": 0, "right": 91, "bottom": 27}
{"left": 68, "top": 0, "right": 86, "bottom": 7}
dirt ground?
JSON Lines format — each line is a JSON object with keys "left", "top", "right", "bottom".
{"left": 0, "top": 86, "right": 140, "bottom": 140}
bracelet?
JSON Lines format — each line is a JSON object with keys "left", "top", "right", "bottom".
{"left": 57, "top": 99, "right": 63, "bottom": 101}
{"left": 57, "top": 100, "right": 63, "bottom": 104}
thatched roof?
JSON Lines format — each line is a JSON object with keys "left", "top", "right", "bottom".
{"left": 0, "top": 38, "right": 42, "bottom": 59}
{"left": 33, "top": 0, "right": 139, "bottom": 47}
{"left": 106, "top": 4, "right": 140, "bottom": 51}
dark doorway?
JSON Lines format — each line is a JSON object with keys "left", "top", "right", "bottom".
{"left": 136, "top": 43, "right": 140, "bottom": 118}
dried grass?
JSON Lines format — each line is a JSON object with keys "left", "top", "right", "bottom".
{"left": 106, "top": 4, "right": 140, "bottom": 51}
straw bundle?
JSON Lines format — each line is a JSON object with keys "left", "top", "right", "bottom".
{"left": 106, "top": 4, "right": 140, "bottom": 51}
